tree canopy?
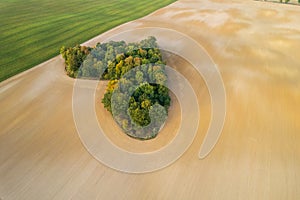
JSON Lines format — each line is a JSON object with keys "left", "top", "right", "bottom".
{"left": 60, "top": 37, "right": 171, "bottom": 140}
{"left": 60, "top": 45, "right": 91, "bottom": 78}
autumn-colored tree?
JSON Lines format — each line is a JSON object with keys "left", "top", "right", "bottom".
{"left": 60, "top": 45, "right": 91, "bottom": 78}
{"left": 61, "top": 37, "right": 171, "bottom": 140}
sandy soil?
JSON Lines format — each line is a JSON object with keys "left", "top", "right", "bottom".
{"left": 1, "top": 0, "right": 300, "bottom": 199}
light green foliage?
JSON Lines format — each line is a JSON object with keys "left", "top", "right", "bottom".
{"left": 61, "top": 37, "right": 171, "bottom": 139}
{"left": 60, "top": 45, "right": 91, "bottom": 78}
{"left": 100, "top": 37, "right": 170, "bottom": 139}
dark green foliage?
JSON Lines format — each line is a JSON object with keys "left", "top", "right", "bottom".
{"left": 110, "top": 69, "right": 171, "bottom": 139}
{"left": 102, "top": 91, "right": 113, "bottom": 113}
{"left": 61, "top": 37, "right": 171, "bottom": 140}
{"left": 279, "top": 0, "right": 290, "bottom": 3}
{"left": 100, "top": 37, "right": 170, "bottom": 139}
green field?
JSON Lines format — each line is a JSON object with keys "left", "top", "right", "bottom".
{"left": 0, "top": 0, "right": 176, "bottom": 82}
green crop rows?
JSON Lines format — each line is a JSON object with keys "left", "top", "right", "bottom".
{"left": 0, "top": 0, "right": 176, "bottom": 82}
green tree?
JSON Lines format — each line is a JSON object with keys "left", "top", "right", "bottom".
{"left": 60, "top": 45, "right": 90, "bottom": 78}
{"left": 149, "top": 103, "right": 167, "bottom": 129}
{"left": 62, "top": 37, "right": 171, "bottom": 140}
{"left": 135, "top": 71, "right": 144, "bottom": 84}
{"left": 102, "top": 91, "right": 112, "bottom": 112}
